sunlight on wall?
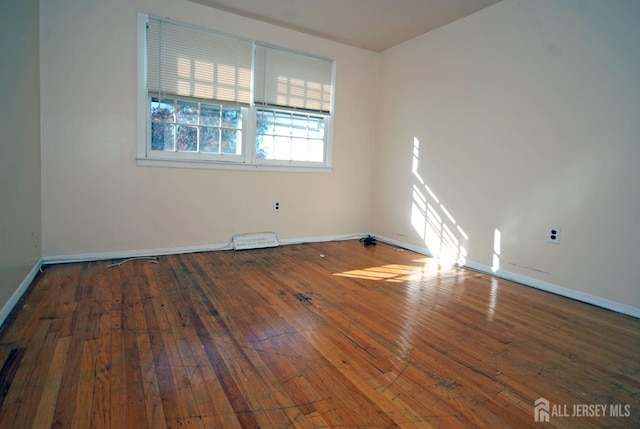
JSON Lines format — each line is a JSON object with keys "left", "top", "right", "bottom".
{"left": 492, "top": 228, "right": 501, "bottom": 272}
{"left": 411, "top": 137, "right": 468, "bottom": 265}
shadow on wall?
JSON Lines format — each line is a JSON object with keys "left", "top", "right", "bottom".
{"left": 410, "top": 137, "right": 469, "bottom": 266}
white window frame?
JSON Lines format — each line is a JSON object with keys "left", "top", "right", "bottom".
{"left": 136, "top": 14, "right": 334, "bottom": 173}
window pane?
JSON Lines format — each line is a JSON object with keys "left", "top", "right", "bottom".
{"left": 151, "top": 98, "right": 175, "bottom": 123}
{"left": 308, "top": 139, "right": 324, "bottom": 162}
{"left": 222, "top": 106, "right": 241, "bottom": 128}
{"left": 274, "top": 136, "right": 291, "bottom": 160}
{"left": 291, "top": 137, "right": 308, "bottom": 161}
{"left": 151, "top": 123, "right": 175, "bottom": 151}
{"left": 177, "top": 100, "right": 198, "bottom": 124}
{"left": 257, "top": 110, "right": 275, "bottom": 134}
{"left": 292, "top": 121, "right": 308, "bottom": 138}
{"left": 176, "top": 125, "right": 197, "bottom": 151}
{"left": 256, "top": 135, "right": 273, "bottom": 159}
{"left": 221, "top": 129, "right": 241, "bottom": 154}
{"left": 201, "top": 127, "right": 220, "bottom": 153}
{"left": 292, "top": 116, "right": 308, "bottom": 134}
{"left": 308, "top": 118, "right": 324, "bottom": 139}
{"left": 201, "top": 104, "right": 221, "bottom": 126}
{"left": 275, "top": 112, "right": 292, "bottom": 135}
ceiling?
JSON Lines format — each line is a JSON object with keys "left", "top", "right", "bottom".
{"left": 187, "top": 0, "right": 502, "bottom": 52}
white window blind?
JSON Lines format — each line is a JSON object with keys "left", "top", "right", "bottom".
{"left": 147, "top": 16, "right": 253, "bottom": 105}
{"left": 254, "top": 44, "right": 334, "bottom": 114}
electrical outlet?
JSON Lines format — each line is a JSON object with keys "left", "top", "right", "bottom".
{"left": 273, "top": 201, "right": 281, "bottom": 212}
{"left": 548, "top": 226, "right": 561, "bottom": 244}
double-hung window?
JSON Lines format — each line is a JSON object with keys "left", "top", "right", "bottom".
{"left": 137, "top": 14, "right": 335, "bottom": 171}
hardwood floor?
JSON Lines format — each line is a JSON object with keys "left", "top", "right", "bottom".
{"left": 0, "top": 240, "right": 638, "bottom": 428}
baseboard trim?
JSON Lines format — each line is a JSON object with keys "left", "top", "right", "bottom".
{"left": 42, "top": 242, "right": 234, "bottom": 265}
{"left": 376, "top": 235, "right": 640, "bottom": 319}
{"left": 39, "top": 232, "right": 640, "bottom": 319}
{"left": 41, "top": 233, "right": 370, "bottom": 265}
{"left": 277, "top": 233, "right": 369, "bottom": 246}
{"left": 0, "top": 258, "right": 43, "bottom": 328}
{"left": 375, "top": 235, "right": 435, "bottom": 258}
{"left": 5, "top": 234, "right": 368, "bottom": 327}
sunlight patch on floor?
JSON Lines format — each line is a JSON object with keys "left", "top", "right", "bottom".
{"left": 333, "top": 258, "right": 454, "bottom": 283}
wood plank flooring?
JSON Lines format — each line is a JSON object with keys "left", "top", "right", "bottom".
{"left": 0, "top": 240, "right": 638, "bottom": 428}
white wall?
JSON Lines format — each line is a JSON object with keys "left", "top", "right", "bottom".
{"left": 40, "top": 0, "right": 378, "bottom": 257}
{"left": 373, "top": 0, "right": 640, "bottom": 308}
{"left": 0, "top": 0, "right": 41, "bottom": 309}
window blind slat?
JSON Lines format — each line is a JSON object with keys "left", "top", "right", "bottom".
{"left": 147, "top": 17, "right": 253, "bottom": 105}
{"left": 254, "top": 45, "right": 333, "bottom": 113}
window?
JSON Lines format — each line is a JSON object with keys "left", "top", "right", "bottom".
{"left": 137, "top": 14, "right": 335, "bottom": 171}
{"left": 150, "top": 97, "right": 244, "bottom": 161}
{"left": 256, "top": 109, "right": 327, "bottom": 163}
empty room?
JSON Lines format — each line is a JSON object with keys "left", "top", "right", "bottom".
{"left": 1, "top": 0, "right": 639, "bottom": 427}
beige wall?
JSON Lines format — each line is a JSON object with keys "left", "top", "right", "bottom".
{"left": 0, "top": 0, "right": 41, "bottom": 308}
{"left": 373, "top": 0, "right": 640, "bottom": 308}
{"left": 40, "top": 0, "right": 378, "bottom": 256}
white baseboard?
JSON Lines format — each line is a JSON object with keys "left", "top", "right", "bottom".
{"left": 0, "top": 258, "right": 43, "bottom": 328}
{"left": 40, "top": 233, "right": 370, "bottom": 265}
{"left": 375, "top": 235, "right": 435, "bottom": 258}
{"left": 277, "top": 233, "right": 369, "bottom": 246}
{"left": 2, "top": 233, "right": 368, "bottom": 329}
{"left": 42, "top": 242, "right": 234, "bottom": 265}
{"left": 35, "top": 232, "right": 640, "bottom": 320}
{"left": 376, "top": 235, "right": 640, "bottom": 319}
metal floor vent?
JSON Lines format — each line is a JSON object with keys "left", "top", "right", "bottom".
{"left": 232, "top": 233, "right": 279, "bottom": 250}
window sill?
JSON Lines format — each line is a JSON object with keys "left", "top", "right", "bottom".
{"left": 136, "top": 158, "right": 333, "bottom": 173}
